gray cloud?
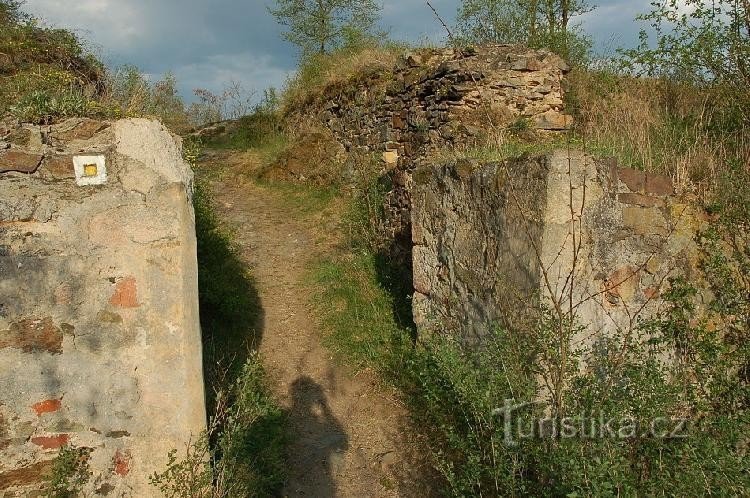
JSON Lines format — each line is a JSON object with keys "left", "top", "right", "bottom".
{"left": 23, "top": 0, "right": 654, "bottom": 102}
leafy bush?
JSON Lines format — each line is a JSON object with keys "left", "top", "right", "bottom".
{"left": 150, "top": 354, "right": 286, "bottom": 498}
{"left": 44, "top": 445, "right": 92, "bottom": 498}
{"left": 312, "top": 180, "right": 750, "bottom": 496}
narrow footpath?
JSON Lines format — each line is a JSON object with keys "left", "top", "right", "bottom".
{"left": 199, "top": 150, "right": 428, "bottom": 497}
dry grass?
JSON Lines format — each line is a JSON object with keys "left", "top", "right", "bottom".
{"left": 568, "top": 70, "right": 750, "bottom": 200}
{"left": 282, "top": 45, "right": 404, "bottom": 113}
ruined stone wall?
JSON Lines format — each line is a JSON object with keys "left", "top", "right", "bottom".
{"left": 412, "top": 150, "right": 707, "bottom": 343}
{"left": 0, "top": 118, "right": 206, "bottom": 496}
{"left": 292, "top": 45, "right": 572, "bottom": 263}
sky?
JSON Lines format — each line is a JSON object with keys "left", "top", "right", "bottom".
{"left": 22, "top": 0, "right": 655, "bottom": 103}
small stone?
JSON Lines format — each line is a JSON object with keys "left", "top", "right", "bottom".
{"left": 32, "top": 399, "right": 62, "bottom": 417}
{"left": 0, "top": 318, "right": 63, "bottom": 354}
{"left": 109, "top": 277, "right": 139, "bottom": 308}
{"left": 113, "top": 449, "right": 132, "bottom": 476}
{"left": 31, "top": 434, "right": 69, "bottom": 450}
{"left": 622, "top": 207, "right": 669, "bottom": 236}
{"left": 98, "top": 310, "right": 123, "bottom": 323}
{"left": 41, "top": 154, "right": 75, "bottom": 179}
{"left": 52, "top": 119, "right": 108, "bottom": 142}
{"left": 5, "top": 127, "right": 31, "bottom": 147}
{"left": 382, "top": 150, "right": 398, "bottom": 167}
{"left": 534, "top": 110, "right": 573, "bottom": 130}
{"left": 605, "top": 267, "right": 640, "bottom": 303}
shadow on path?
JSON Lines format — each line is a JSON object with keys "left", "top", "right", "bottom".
{"left": 195, "top": 183, "right": 265, "bottom": 413}
{"left": 286, "top": 376, "right": 348, "bottom": 497}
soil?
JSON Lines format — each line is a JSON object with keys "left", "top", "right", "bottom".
{"left": 199, "top": 150, "right": 431, "bottom": 498}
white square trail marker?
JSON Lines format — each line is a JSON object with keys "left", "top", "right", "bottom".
{"left": 73, "top": 155, "right": 107, "bottom": 186}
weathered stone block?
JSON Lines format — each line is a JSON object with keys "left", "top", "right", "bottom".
{"left": 0, "top": 150, "right": 43, "bottom": 174}
{"left": 619, "top": 192, "right": 665, "bottom": 207}
{"left": 412, "top": 150, "right": 702, "bottom": 344}
{"left": 618, "top": 167, "right": 646, "bottom": 192}
{"left": 0, "top": 318, "right": 63, "bottom": 354}
{"left": 645, "top": 173, "right": 674, "bottom": 196}
{"left": 534, "top": 109, "right": 573, "bottom": 130}
{"left": 0, "top": 118, "right": 205, "bottom": 497}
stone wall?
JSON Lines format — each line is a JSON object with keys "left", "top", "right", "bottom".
{"left": 0, "top": 118, "right": 206, "bottom": 496}
{"left": 412, "top": 150, "right": 707, "bottom": 343}
{"left": 290, "top": 45, "right": 572, "bottom": 264}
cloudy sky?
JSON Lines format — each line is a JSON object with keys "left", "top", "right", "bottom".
{"left": 23, "top": 0, "right": 654, "bottom": 102}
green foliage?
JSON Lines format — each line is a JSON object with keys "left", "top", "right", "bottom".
{"left": 0, "top": 0, "right": 24, "bottom": 24}
{"left": 622, "top": 0, "right": 749, "bottom": 124}
{"left": 150, "top": 354, "right": 287, "bottom": 498}
{"left": 0, "top": 2, "right": 104, "bottom": 122}
{"left": 269, "top": 0, "right": 382, "bottom": 57}
{"left": 455, "top": 0, "right": 594, "bottom": 65}
{"left": 44, "top": 445, "right": 92, "bottom": 498}
{"left": 10, "top": 88, "right": 90, "bottom": 123}
{"left": 212, "top": 354, "right": 287, "bottom": 497}
{"left": 313, "top": 178, "right": 750, "bottom": 496}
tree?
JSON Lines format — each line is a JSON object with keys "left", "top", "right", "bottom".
{"left": 623, "top": 0, "right": 750, "bottom": 89}
{"left": 269, "top": 0, "right": 381, "bottom": 56}
{"left": 456, "top": 0, "right": 594, "bottom": 64}
{"left": 0, "top": 0, "right": 24, "bottom": 25}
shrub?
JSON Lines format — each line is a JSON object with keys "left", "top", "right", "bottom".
{"left": 44, "top": 445, "right": 92, "bottom": 498}
{"left": 150, "top": 354, "right": 286, "bottom": 498}
{"left": 311, "top": 171, "right": 750, "bottom": 496}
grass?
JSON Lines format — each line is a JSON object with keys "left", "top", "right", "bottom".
{"left": 202, "top": 112, "right": 286, "bottom": 152}
{"left": 434, "top": 133, "right": 581, "bottom": 164}
{"left": 194, "top": 182, "right": 263, "bottom": 390}
{"left": 309, "top": 189, "right": 750, "bottom": 497}
{"left": 258, "top": 179, "right": 339, "bottom": 215}
{"left": 282, "top": 43, "right": 405, "bottom": 113}
{"left": 311, "top": 251, "right": 414, "bottom": 369}
{"left": 567, "top": 69, "right": 749, "bottom": 199}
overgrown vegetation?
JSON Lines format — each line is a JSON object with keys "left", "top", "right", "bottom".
{"left": 43, "top": 445, "right": 92, "bottom": 498}
{"left": 0, "top": 0, "right": 105, "bottom": 123}
{"left": 310, "top": 165, "right": 749, "bottom": 496}
{"left": 293, "top": 13, "right": 749, "bottom": 490}
{"left": 280, "top": 38, "right": 404, "bottom": 113}
{"left": 455, "top": 0, "right": 594, "bottom": 65}
{"left": 150, "top": 353, "right": 286, "bottom": 498}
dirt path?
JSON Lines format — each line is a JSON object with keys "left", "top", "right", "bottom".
{"left": 200, "top": 150, "right": 427, "bottom": 497}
